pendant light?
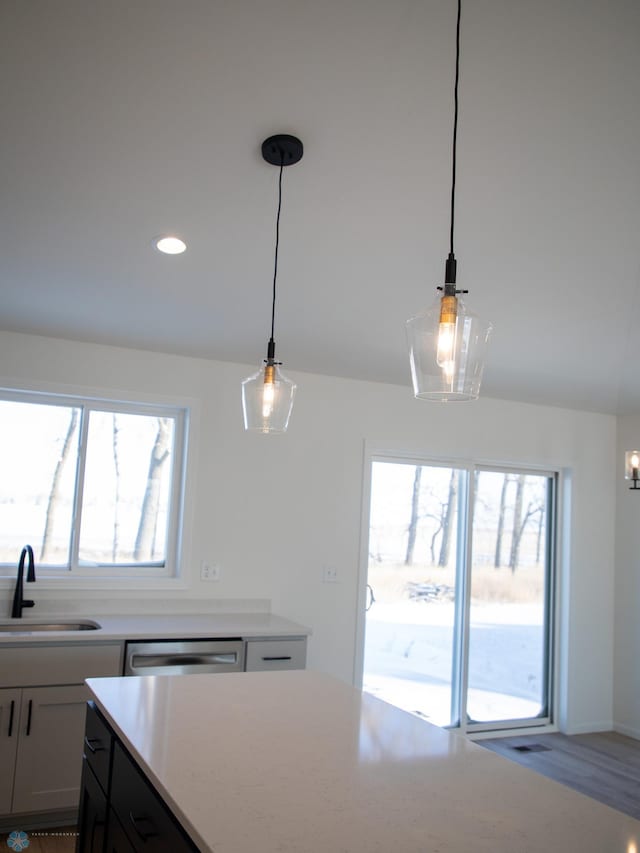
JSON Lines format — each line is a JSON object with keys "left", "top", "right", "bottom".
{"left": 406, "top": 0, "right": 491, "bottom": 401}
{"left": 242, "top": 134, "right": 303, "bottom": 433}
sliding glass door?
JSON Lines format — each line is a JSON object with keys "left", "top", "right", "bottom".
{"left": 466, "top": 469, "right": 553, "bottom": 728}
{"left": 361, "top": 457, "right": 555, "bottom": 732}
{"left": 363, "top": 461, "right": 465, "bottom": 727}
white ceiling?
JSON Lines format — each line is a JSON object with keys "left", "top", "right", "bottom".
{"left": 1, "top": 0, "right": 639, "bottom": 414}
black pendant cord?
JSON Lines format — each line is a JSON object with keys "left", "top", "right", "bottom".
{"left": 449, "top": 0, "right": 461, "bottom": 259}
{"left": 267, "top": 155, "right": 284, "bottom": 361}
{"left": 444, "top": 0, "right": 462, "bottom": 289}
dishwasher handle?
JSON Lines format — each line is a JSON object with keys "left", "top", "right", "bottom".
{"left": 130, "top": 652, "right": 238, "bottom": 669}
{"left": 123, "top": 639, "right": 245, "bottom": 675}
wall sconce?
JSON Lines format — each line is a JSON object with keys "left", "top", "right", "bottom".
{"left": 625, "top": 451, "right": 640, "bottom": 490}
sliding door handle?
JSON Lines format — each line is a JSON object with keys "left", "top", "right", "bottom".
{"left": 26, "top": 699, "right": 33, "bottom": 736}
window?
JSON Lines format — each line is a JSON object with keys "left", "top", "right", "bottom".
{"left": 0, "top": 390, "right": 188, "bottom": 578}
{"left": 362, "top": 456, "right": 556, "bottom": 734}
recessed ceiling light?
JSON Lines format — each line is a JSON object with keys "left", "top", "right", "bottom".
{"left": 155, "top": 236, "right": 187, "bottom": 255}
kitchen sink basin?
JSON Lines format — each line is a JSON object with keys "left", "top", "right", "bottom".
{"left": 0, "top": 619, "right": 101, "bottom": 633}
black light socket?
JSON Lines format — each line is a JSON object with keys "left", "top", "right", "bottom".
{"left": 445, "top": 253, "right": 457, "bottom": 285}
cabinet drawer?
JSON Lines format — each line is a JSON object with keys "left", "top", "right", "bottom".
{"left": 84, "top": 702, "right": 112, "bottom": 794}
{"left": 111, "top": 743, "right": 196, "bottom": 852}
{"left": 245, "top": 638, "right": 306, "bottom": 671}
{"left": 0, "top": 643, "right": 122, "bottom": 686}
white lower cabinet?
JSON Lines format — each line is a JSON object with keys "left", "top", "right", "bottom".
{"left": 0, "top": 688, "right": 21, "bottom": 813}
{"left": 1, "top": 685, "right": 89, "bottom": 814}
{"left": 11, "top": 684, "right": 89, "bottom": 813}
{"left": 0, "top": 643, "right": 122, "bottom": 819}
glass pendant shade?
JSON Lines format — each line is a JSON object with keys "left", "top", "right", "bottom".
{"left": 241, "top": 362, "right": 296, "bottom": 433}
{"left": 406, "top": 295, "right": 492, "bottom": 401}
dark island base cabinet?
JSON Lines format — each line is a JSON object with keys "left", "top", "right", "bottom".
{"left": 104, "top": 810, "right": 136, "bottom": 853}
{"left": 76, "top": 758, "right": 107, "bottom": 853}
{"left": 77, "top": 703, "right": 197, "bottom": 853}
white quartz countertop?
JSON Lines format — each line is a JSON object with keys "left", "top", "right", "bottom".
{"left": 86, "top": 670, "right": 640, "bottom": 853}
{"left": 0, "top": 612, "right": 309, "bottom": 644}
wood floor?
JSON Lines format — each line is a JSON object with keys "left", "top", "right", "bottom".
{"left": 479, "top": 730, "right": 640, "bottom": 821}
{"left": 0, "top": 825, "right": 77, "bottom": 852}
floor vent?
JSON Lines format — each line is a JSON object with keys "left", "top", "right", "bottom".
{"left": 512, "top": 743, "right": 551, "bottom": 753}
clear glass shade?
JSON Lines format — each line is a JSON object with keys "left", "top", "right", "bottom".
{"left": 241, "top": 363, "right": 296, "bottom": 433}
{"left": 625, "top": 451, "right": 640, "bottom": 480}
{"left": 406, "top": 295, "right": 492, "bottom": 401}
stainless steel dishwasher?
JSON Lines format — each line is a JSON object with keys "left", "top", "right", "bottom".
{"left": 123, "top": 639, "right": 245, "bottom": 676}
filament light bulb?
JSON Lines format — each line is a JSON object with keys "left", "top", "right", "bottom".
{"left": 437, "top": 323, "right": 456, "bottom": 367}
{"left": 262, "top": 364, "right": 276, "bottom": 419}
{"left": 436, "top": 293, "right": 458, "bottom": 372}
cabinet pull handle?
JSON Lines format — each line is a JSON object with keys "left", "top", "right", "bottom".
{"left": 26, "top": 699, "right": 32, "bottom": 736}
{"left": 261, "top": 656, "right": 292, "bottom": 661}
{"left": 8, "top": 700, "right": 15, "bottom": 737}
{"left": 129, "top": 812, "right": 158, "bottom": 842}
{"left": 84, "top": 736, "right": 105, "bottom": 754}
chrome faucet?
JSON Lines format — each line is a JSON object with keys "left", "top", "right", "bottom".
{"left": 12, "top": 545, "right": 36, "bottom": 618}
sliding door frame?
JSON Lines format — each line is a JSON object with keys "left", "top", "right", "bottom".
{"left": 355, "top": 444, "right": 559, "bottom": 736}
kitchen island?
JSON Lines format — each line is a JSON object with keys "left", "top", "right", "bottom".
{"left": 86, "top": 670, "right": 640, "bottom": 852}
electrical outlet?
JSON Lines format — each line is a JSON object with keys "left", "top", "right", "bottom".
{"left": 322, "top": 566, "right": 338, "bottom": 583}
{"left": 201, "top": 561, "right": 221, "bottom": 582}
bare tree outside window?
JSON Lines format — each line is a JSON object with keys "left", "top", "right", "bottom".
{"left": 508, "top": 475, "right": 525, "bottom": 570}
{"left": 508, "top": 474, "right": 545, "bottom": 572}
{"left": 111, "top": 414, "right": 121, "bottom": 562}
{"left": 134, "top": 418, "right": 172, "bottom": 562}
{"left": 404, "top": 466, "right": 422, "bottom": 566}
{"left": 402, "top": 466, "right": 458, "bottom": 568}
{"left": 536, "top": 499, "right": 545, "bottom": 564}
{"left": 494, "top": 473, "right": 511, "bottom": 569}
{"left": 41, "top": 409, "right": 79, "bottom": 563}
{"left": 437, "top": 469, "right": 457, "bottom": 568}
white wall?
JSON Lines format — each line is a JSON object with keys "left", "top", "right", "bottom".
{"left": 0, "top": 330, "right": 617, "bottom": 734}
{"left": 614, "top": 414, "right": 640, "bottom": 737}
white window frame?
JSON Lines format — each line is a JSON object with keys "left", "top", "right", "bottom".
{"left": 0, "top": 387, "right": 189, "bottom": 583}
